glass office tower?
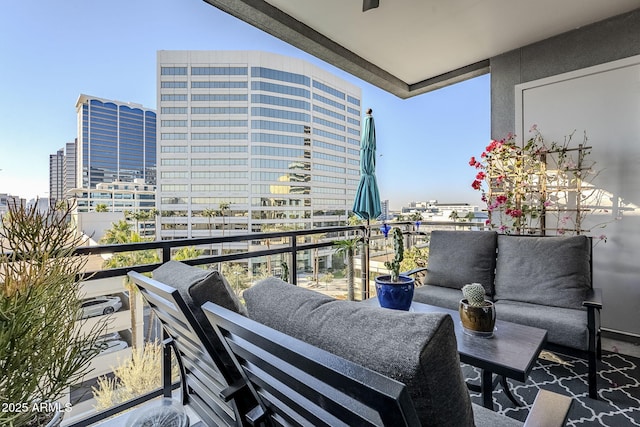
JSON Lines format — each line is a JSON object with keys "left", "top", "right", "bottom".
{"left": 76, "top": 95, "right": 156, "bottom": 190}
{"left": 157, "top": 51, "right": 362, "bottom": 267}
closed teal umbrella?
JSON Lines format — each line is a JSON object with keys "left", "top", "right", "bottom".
{"left": 352, "top": 109, "right": 381, "bottom": 220}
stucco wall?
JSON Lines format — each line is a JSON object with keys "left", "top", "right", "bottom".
{"left": 491, "top": 8, "right": 640, "bottom": 138}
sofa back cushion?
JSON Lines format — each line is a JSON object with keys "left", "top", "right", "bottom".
{"left": 244, "top": 277, "right": 474, "bottom": 427}
{"left": 494, "top": 235, "right": 591, "bottom": 309}
{"left": 425, "top": 230, "right": 498, "bottom": 296}
{"left": 152, "top": 261, "right": 247, "bottom": 333}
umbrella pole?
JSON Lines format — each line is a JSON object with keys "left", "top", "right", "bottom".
{"left": 362, "top": 219, "right": 371, "bottom": 300}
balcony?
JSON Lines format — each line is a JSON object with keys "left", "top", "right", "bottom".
{"left": 0, "top": 220, "right": 635, "bottom": 426}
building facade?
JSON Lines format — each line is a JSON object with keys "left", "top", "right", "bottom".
{"left": 75, "top": 95, "right": 156, "bottom": 190}
{"left": 157, "top": 51, "right": 362, "bottom": 267}
{"left": 49, "top": 148, "right": 65, "bottom": 207}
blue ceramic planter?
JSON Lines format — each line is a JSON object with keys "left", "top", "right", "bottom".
{"left": 375, "top": 275, "right": 414, "bottom": 311}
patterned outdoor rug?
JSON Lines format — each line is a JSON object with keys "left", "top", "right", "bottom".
{"left": 465, "top": 351, "right": 640, "bottom": 426}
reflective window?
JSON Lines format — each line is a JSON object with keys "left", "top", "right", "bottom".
{"left": 312, "top": 80, "right": 345, "bottom": 99}
{"left": 161, "top": 67, "right": 187, "bottom": 75}
{"left": 191, "top": 107, "right": 247, "bottom": 114}
{"left": 347, "top": 117, "right": 360, "bottom": 127}
{"left": 251, "top": 133, "right": 305, "bottom": 146}
{"left": 347, "top": 107, "right": 360, "bottom": 116}
{"left": 313, "top": 105, "right": 345, "bottom": 121}
{"left": 251, "top": 81, "right": 310, "bottom": 98}
{"left": 347, "top": 148, "right": 359, "bottom": 156}
{"left": 314, "top": 175, "right": 345, "bottom": 184}
{"left": 191, "top": 120, "right": 247, "bottom": 127}
{"left": 315, "top": 152, "right": 345, "bottom": 163}
{"left": 191, "top": 197, "right": 247, "bottom": 204}
{"left": 251, "top": 120, "right": 305, "bottom": 134}
{"left": 192, "top": 81, "right": 247, "bottom": 88}
{"left": 313, "top": 140, "right": 345, "bottom": 152}
{"left": 251, "top": 94, "right": 310, "bottom": 110}
{"left": 161, "top": 184, "right": 188, "bottom": 191}
{"left": 251, "top": 67, "right": 310, "bottom": 86}
{"left": 161, "top": 81, "right": 187, "bottom": 88}
{"left": 313, "top": 129, "right": 345, "bottom": 142}
{"left": 315, "top": 164, "right": 345, "bottom": 173}
{"left": 314, "top": 187, "right": 346, "bottom": 194}
{"left": 313, "top": 117, "right": 345, "bottom": 132}
{"left": 161, "top": 146, "right": 187, "bottom": 153}
{"left": 192, "top": 184, "right": 247, "bottom": 192}
{"left": 191, "top": 159, "right": 247, "bottom": 166}
{"left": 251, "top": 159, "right": 310, "bottom": 171}
{"left": 192, "top": 171, "right": 248, "bottom": 179}
{"left": 191, "top": 94, "right": 247, "bottom": 101}
{"left": 161, "top": 133, "right": 187, "bottom": 140}
{"left": 161, "top": 159, "right": 188, "bottom": 166}
{"left": 348, "top": 138, "right": 360, "bottom": 146}
{"left": 313, "top": 93, "right": 345, "bottom": 110}
{"left": 251, "top": 107, "right": 309, "bottom": 122}
{"left": 161, "top": 107, "right": 187, "bottom": 114}
{"left": 347, "top": 95, "right": 361, "bottom": 106}
{"left": 347, "top": 158, "right": 359, "bottom": 166}
{"left": 250, "top": 172, "right": 310, "bottom": 182}
{"left": 251, "top": 146, "right": 308, "bottom": 159}
{"left": 161, "top": 94, "right": 187, "bottom": 101}
{"left": 191, "top": 66, "right": 248, "bottom": 75}
{"left": 191, "top": 132, "right": 247, "bottom": 140}
{"left": 348, "top": 127, "right": 360, "bottom": 136}
{"left": 161, "top": 120, "right": 187, "bottom": 127}
{"left": 191, "top": 145, "right": 247, "bottom": 153}
{"left": 161, "top": 171, "right": 189, "bottom": 178}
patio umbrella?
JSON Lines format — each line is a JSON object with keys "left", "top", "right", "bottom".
{"left": 352, "top": 108, "right": 381, "bottom": 300}
{"left": 352, "top": 108, "right": 381, "bottom": 221}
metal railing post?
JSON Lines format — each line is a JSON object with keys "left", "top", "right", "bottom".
{"left": 290, "top": 236, "right": 297, "bottom": 286}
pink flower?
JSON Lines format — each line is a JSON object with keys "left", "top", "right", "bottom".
{"left": 472, "top": 180, "right": 482, "bottom": 190}
{"left": 475, "top": 171, "right": 486, "bottom": 180}
{"left": 485, "top": 219, "right": 491, "bottom": 225}
{"left": 543, "top": 200, "right": 552, "bottom": 207}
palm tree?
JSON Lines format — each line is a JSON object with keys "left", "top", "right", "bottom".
{"left": 218, "top": 202, "right": 230, "bottom": 256}
{"left": 100, "top": 224, "right": 159, "bottom": 349}
{"left": 95, "top": 203, "right": 108, "bottom": 212}
{"left": 334, "top": 237, "right": 361, "bottom": 300}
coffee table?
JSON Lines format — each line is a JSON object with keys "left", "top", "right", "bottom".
{"left": 363, "top": 299, "right": 547, "bottom": 410}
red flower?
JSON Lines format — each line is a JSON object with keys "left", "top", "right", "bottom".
{"left": 469, "top": 156, "right": 476, "bottom": 166}
{"left": 471, "top": 180, "right": 482, "bottom": 190}
{"left": 496, "top": 195, "right": 507, "bottom": 205}
{"left": 475, "top": 171, "right": 486, "bottom": 180}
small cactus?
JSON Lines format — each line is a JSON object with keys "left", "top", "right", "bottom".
{"left": 384, "top": 227, "right": 404, "bottom": 282}
{"left": 462, "top": 283, "right": 487, "bottom": 306}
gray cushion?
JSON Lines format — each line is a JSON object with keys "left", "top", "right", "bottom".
{"left": 425, "top": 230, "right": 498, "bottom": 296}
{"left": 152, "top": 260, "right": 248, "bottom": 325}
{"left": 494, "top": 235, "right": 591, "bottom": 309}
{"left": 495, "top": 300, "right": 589, "bottom": 350}
{"left": 413, "top": 283, "right": 466, "bottom": 311}
{"left": 245, "top": 277, "right": 475, "bottom": 427}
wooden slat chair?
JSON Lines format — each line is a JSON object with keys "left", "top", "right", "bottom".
{"left": 128, "top": 271, "right": 262, "bottom": 427}
{"left": 202, "top": 301, "right": 421, "bottom": 427}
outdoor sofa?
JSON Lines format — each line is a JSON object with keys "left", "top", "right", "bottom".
{"left": 129, "top": 261, "right": 572, "bottom": 426}
{"left": 410, "top": 230, "right": 602, "bottom": 399}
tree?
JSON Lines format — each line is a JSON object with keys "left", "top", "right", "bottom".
{"left": 449, "top": 210, "right": 459, "bottom": 222}
{"left": 218, "top": 202, "right": 230, "bottom": 256}
{"left": 95, "top": 203, "right": 108, "bottom": 212}
{"left": 100, "top": 224, "right": 159, "bottom": 349}
{"left": 334, "top": 237, "right": 361, "bottom": 301}
{"left": 173, "top": 246, "right": 204, "bottom": 261}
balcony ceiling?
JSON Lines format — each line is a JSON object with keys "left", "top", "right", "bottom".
{"left": 203, "top": 0, "right": 639, "bottom": 98}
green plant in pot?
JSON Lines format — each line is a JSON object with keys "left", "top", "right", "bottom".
{"left": 0, "top": 202, "right": 108, "bottom": 426}
{"left": 375, "top": 227, "right": 414, "bottom": 310}
{"left": 459, "top": 283, "right": 496, "bottom": 337}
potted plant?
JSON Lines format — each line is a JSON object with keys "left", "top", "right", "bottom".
{"left": 0, "top": 202, "right": 107, "bottom": 426}
{"left": 459, "top": 283, "right": 496, "bottom": 337}
{"left": 375, "top": 227, "right": 414, "bottom": 310}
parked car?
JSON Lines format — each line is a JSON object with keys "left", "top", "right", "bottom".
{"left": 96, "top": 339, "right": 128, "bottom": 356}
{"left": 80, "top": 296, "right": 122, "bottom": 318}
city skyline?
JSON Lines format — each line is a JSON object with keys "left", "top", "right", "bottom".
{"left": 0, "top": 0, "right": 490, "bottom": 210}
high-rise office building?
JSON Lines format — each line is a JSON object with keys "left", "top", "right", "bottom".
{"left": 157, "top": 51, "right": 362, "bottom": 266}
{"left": 49, "top": 148, "right": 65, "bottom": 207}
{"left": 75, "top": 95, "right": 156, "bottom": 190}
{"left": 64, "top": 140, "right": 77, "bottom": 196}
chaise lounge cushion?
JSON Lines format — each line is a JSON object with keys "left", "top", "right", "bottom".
{"left": 494, "top": 235, "right": 591, "bottom": 310}
{"left": 152, "top": 261, "right": 248, "bottom": 329}
{"left": 424, "top": 230, "right": 498, "bottom": 296}
{"left": 244, "top": 277, "right": 475, "bottom": 427}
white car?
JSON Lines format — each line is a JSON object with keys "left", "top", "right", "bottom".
{"left": 96, "top": 339, "right": 129, "bottom": 355}
{"left": 81, "top": 296, "right": 122, "bottom": 318}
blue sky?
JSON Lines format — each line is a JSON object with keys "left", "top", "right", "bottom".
{"left": 0, "top": 0, "right": 490, "bottom": 209}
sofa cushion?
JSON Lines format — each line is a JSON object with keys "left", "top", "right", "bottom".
{"left": 425, "top": 230, "right": 498, "bottom": 296}
{"left": 245, "top": 277, "right": 475, "bottom": 427}
{"left": 152, "top": 261, "right": 248, "bottom": 326}
{"left": 413, "top": 284, "right": 465, "bottom": 311}
{"left": 495, "top": 300, "right": 589, "bottom": 350}
{"left": 494, "top": 235, "right": 591, "bottom": 309}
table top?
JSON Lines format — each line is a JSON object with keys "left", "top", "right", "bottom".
{"left": 363, "top": 299, "right": 547, "bottom": 382}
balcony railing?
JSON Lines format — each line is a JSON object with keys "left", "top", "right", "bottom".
{"left": 64, "top": 220, "right": 482, "bottom": 426}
